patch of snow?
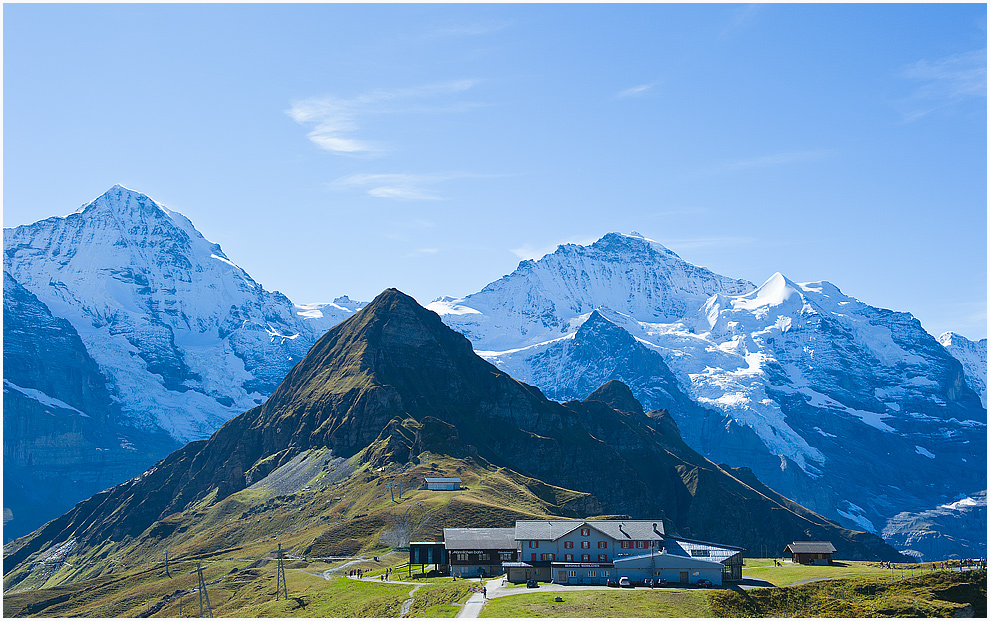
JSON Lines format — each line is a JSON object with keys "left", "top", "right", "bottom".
{"left": 3, "top": 379, "right": 89, "bottom": 417}
{"left": 837, "top": 506, "right": 877, "bottom": 533}
{"left": 938, "top": 494, "right": 986, "bottom": 511}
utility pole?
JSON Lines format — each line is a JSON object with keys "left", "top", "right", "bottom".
{"left": 276, "top": 543, "right": 288, "bottom": 600}
{"left": 388, "top": 480, "right": 402, "bottom": 502}
{"left": 197, "top": 562, "right": 213, "bottom": 618}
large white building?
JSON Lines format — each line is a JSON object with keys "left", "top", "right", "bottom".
{"left": 501, "top": 519, "right": 743, "bottom": 586}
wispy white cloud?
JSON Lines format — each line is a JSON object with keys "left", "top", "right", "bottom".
{"left": 616, "top": 83, "right": 655, "bottom": 98}
{"left": 405, "top": 248, "right": 441, "bottom": 259}
{"left": 331, "top": 172, "right": 497, "bottom": 200}
{"left": 286, "top": 80, "right": 481, "bottom": 156}
{"left": 897, "top": 49, "right": 986, "bottom": 121}
{"left": 720, "top": 4, "right": 763, "bottom": 38}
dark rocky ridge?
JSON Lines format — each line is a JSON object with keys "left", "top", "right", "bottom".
{"left": 3, "top": 272, "right": 179, "bottom": 542}
{"left": 4, "top": 288, "right": 909, "bottom": 578}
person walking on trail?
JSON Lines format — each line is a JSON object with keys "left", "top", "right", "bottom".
{"left": 483, "top": 587, "right": 487, "bottom": 599}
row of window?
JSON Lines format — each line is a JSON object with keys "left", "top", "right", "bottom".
{"left": 562, "top": 540, "right": 609, "bottom": 549}
{"left": 452, "top": 552, "right": 516, "bottom": 562}
{"left": 530, "top": 540, "right": 654, "bottom": 549}
{"left": 533, "top": 553, "right": 609, "bottom": 562}
{"left": 620, "top": 541, "right": 652, "bottom": 549}
{"left": 564, "top": 569, "right": 610, "bottom": 577}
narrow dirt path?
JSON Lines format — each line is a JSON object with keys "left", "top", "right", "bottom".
{"left": 320, "top": 557, "right": 368, "bottom": 580}
{"left": 399, "top": 584, "right": 422, "bottom": 617}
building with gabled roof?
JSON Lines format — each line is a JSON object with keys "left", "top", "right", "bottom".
{"left": 506, "top": 519, "right": 740, "bottom": 585}
{"left": 422, "top": 477, "right": 461, "bottom": 490}
{"left": 784, "top": 541, "right": 836, "bottom": 565}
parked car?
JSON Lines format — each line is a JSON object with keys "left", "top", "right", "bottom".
{"left": 526, "top": 579, "right": 539, "bottom": 588}
{"left": 695, "top": 578, "right": 713, "bottom": 588}
{"left": 606, "top": 578, "right": 618, "bottom": 587}
{"left": 655, "top": 578, "right": 667, "bottom": 586}
{"left": 618, "top": 576, "right": 632, "bottom": 588}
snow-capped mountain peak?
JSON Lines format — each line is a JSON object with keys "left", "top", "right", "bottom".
{"left": 429, "top": 232, "right": 755, "bottom": 350}
{"left": 939, "top": 331, "right": 988, "bottom": 407}
{"left": 4, "top": 186, "right": 364, "bottom": 442}
{"left": 431, "top": 233, "right": 986, "bottom": 557}
{"left": 734, "top": 272, "right": 802, "bottom": 310}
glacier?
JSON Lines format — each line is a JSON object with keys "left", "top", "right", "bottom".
{"left": 429, "top": 232, "right": 987, "bottom": 557}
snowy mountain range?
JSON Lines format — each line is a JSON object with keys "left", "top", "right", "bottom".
{"left": 4, "top": 188, "right": 985, "bottom": 559}
{"left": 4, "top": 185, "right": 364, "bottom": 442}
{"left": 3, "top": 186, "right": 364, "bottom": 540}
{"left": 429, "top": 232, "right": 987, "bottom": 558}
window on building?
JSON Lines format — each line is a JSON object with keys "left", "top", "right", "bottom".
{"left": 541, "top": 553, "right": 555, "bottom": 561}
{"left": 620, "top": 541, "right": 633, "bottom": 549}
{"left": 564, "top": 554, "right": 573, "bottom": 562}
{"left": 581, "top": 541, "right": 590, "bottom": 549}
{"left": 531, "top": 553, "right": 537, "bottom": 562}
{"left": 529, "top": 541, "right": 538, "bottom": 548}
{"left": 598, "top": 554, "right": 607, "bottom": 562}
{"left": 636, "top": 541, "right": 648, "bottom": 549}
{"left": 598, "top": 541, "right": 607, "bottom": 549}
{"left": 499, "top": 552, "right": 514, "bottom": 561}
{"left": 690, "top": 549, "right": 710, "bottom": 557}
{"left": 567, "top": 570, "right": 576, "bottom": 577}
{"left": 588, "top": 570, "right": 597, "bottom": 577}
{"left": 564, "top": 541, "right": 574, "bottom": 549}
{"left": 580, "top": 528, "right": 590, "bottom": 536}
{"left": 581, "top": 554, "right": 591, "bottom": 562}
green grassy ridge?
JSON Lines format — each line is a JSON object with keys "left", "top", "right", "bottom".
{"left": 710, "top": 569, "right": 986, "bottom": 618}
{"left": 2, "top": 453, "right": 606, "bottom": 616}
{"left": 740, "top": 559, "right": 907, "bottom": 586}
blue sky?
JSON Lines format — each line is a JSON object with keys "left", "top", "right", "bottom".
{"left": 4, "top": 3, "right": 987, "bottom": 340}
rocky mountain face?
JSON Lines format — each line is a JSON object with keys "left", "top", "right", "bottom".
{"left": 938, "top": 332, "right": 987, "bottom": 407}
{"left": 429, "top": 233, "right": 987, "bottom": 558}
{"left": 2, "top": 186, "right": 365, "bottom": 539}
{"left": 5, "top": 188, "right": 983, "bottom": 561}
{"left": 881, "top": 491, "right": 987, "bottom": 562}
{"left": 3, "top": 273, "right": 179, "bottom": 542}
{"left": 3, "top": 289, "right": 908, "bottom": 586}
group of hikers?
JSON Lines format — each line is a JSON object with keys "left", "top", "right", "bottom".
{"left": 878, "top": 558, "right": 987, "bottom": 571}
{"left": 347, "top": 566, "right": 395, "bottom": 580}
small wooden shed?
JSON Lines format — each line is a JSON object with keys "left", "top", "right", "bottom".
{"left": 784, "top": 541, "right": 836, "bottom": 565}
{"left": 423, "top": 477, "right": 462, "bottom": 491}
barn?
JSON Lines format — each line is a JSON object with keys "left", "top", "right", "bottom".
{"left": 784, "top": 541, "right": 836, "bottom": 565}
